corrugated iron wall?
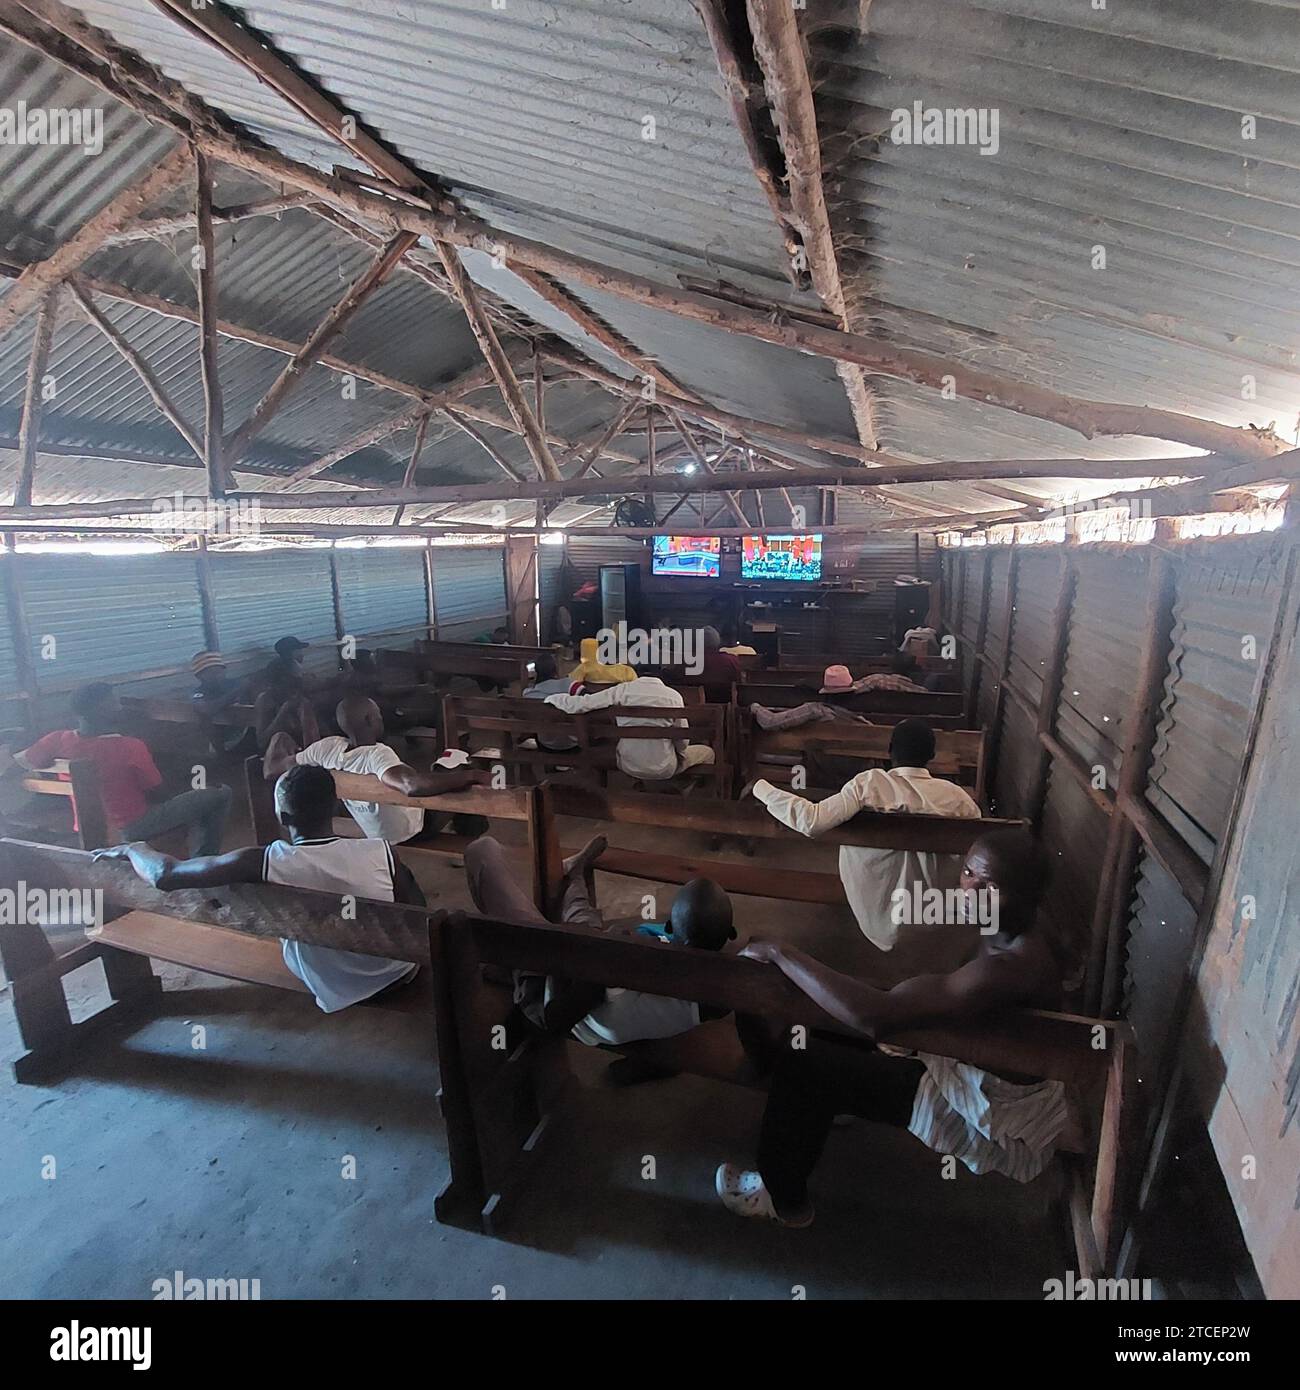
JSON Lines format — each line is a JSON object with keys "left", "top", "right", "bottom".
{"left": 538, "top": 541, "right": 568, "bottom": 644}
{"left": 334, "top": 546, "right": 430, "bottom": 644}
{"left": 208, "top": 550, "right": 338, "bottom": 655}
{"left": 19, "top": 552, "right": 207, "bottom": 688}
{"left": 430, "top": 546, "right": 507, "bottom": 640}
{"left": 946, "top": 534, "right": 1291, "bottom": 1060}
{"left": 1147, "top": 549, "right": 1287, "bottom": 866}
{"left": 0, "top": 555, "right": 18, "bottom": 695}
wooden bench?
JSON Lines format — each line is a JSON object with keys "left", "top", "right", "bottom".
{"left": 428, "top": 904, "right": 1138, "bottom": 1276}
{"left": 0, "top": 835, "right": 444, "bottom": 1085}
{"left": 748, "top": 655, "right": 955, "bottom": 681}
{"left": 748, "top": 722, "right": 988, "bottom": 807}
{"left": 417, "top": 640, "right": 536, "bottom": 689}
{"left": 537, "top": 783, "right": 1018, "bottom": 908}
{"left": 11, "top": 758, "right": 111, "bottom": 851}
{"left": 442, "top": 694, "right": 733, "bottom": 796}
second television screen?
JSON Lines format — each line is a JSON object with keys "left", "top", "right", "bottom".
{"left": 741, "top": 533, "right": 823, "bottom": 582}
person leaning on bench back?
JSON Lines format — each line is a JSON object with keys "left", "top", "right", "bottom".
{"left": 263, "top": 694, "right": 492, "bottom": 842}
{"left": 95, "top": 764, "right": 424, "bottom": 1012}
{"left": 463, "top": 832, "right": 737, "bottom": 1086}
{"left": 717, "top": 829, "right": 1067, "bottom": 1227}
{"left": 749, "top": 718, "right": 980, "bottom": 970}
{"left": 544, "top": 675, "right": 716, "bottom": 782}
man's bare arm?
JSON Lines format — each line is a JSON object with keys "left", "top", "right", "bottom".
{"left": 380, "top": 764, "right": 491, "bottom": 798}
{"left": 742, "top": 941, "right": 1045, "bottom": 1038}
{"left": 94, "top": 842, "right": 265, "bottom": 890}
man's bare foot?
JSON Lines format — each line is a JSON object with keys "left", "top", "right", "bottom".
{"left": 562, "top": 834, "right": 608, "bottom": 878}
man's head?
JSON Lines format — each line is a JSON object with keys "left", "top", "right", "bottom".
{"left": 70, "top": 682, "right": 120, "bottom": 734}
{"left": 491, "top": 626, "right": 509, "bottom": 644}
{"left": 702, "top": 626, "right": 721, "bottom": 652}
{"left": 273, "top": 635, "right": 308, "bottom": 665}
{"left": 960, "top": 829, "right": 1050, "bottom": 936}
{"left": 719, "top": 623, "right": 739, "bottom": 647}
{"left": 667, "top": 877, "right": 735, "bottom": 951}
{"left": 534, "top": 653, "right": 559, "bottom": 683}
{"left": 191, "top": 650, "right": 228, "bottom": 691}
{"left": 273, "top": 763, "right": 337, "bottom": 837}
{"left": 890, "top": 651, "right": 919, "bottom": 678}
{"left": 889, "top": 718, "right": 935, "bottom": 769}
{"left": 336, "top": 694, "right": 385, "bottom": 748}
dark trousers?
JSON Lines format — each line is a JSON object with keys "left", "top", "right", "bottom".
{"left": 757, "top": 1037, "right": 925, "bottom": 1209}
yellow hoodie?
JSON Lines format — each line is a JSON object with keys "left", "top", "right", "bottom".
{"left": 569, "top": 636, "right": 637, "bottom": 684}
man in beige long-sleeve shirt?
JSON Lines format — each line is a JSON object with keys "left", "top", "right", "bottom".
{"left": 751, "top": 719, "right": 979, "bottom": 967}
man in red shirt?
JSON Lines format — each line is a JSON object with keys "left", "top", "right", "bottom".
{"left": 17, "top": 683, "right": 231, "bottom": 854}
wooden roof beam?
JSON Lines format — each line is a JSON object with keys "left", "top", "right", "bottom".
{"left": 6, "top": 0, "right": 1290, "bottom": 467}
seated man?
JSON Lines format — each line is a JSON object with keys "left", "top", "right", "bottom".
{"left": 97, "top": 764, "right": 424, "bottom": 1012}
{"left": 522, "top": 652, "right": 579, "bottom": 752}
{"left": 17, "top": 682, "right": 231, "bottom": 855}
{"left": 750, "top": 719, "right": 980, "bottom": 965}
{"left": 264, "top": 694, "right": 489, "bottom": 842}
{"left": 251, "top": 635, "right": 326, "bottom": 753}
{"left": 545, "top": 675, "right": 715, "bottom": 782}
{"left": 463, "top": 834, "right": 735, "bottom": 1083}
{"left": 717, "top": 829, "right": 1066, "bottom": 1226}
{"left": 190, "top": 650, "right": 250, "bottom": 755}
{"left": 677, "top": 626, "right": 741, "bottom": 703}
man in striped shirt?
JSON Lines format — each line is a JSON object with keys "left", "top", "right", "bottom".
{"left": 716, "top": 829, "right": 1067, "bottom": 1227}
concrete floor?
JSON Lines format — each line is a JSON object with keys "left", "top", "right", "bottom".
{"left": 1, "top": 786, "right": 1066, "bottom": 1300}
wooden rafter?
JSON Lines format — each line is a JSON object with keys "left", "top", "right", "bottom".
{"left": 569, "top": 399, "right": 641, "bottom": 481}
{"left": 68, "top": 281, "right": 204, "bottom": 460}
{"left": 709, "top": 0, "right": 881, "bottom": 454}
{"left": 104, "top": 191, "right": 317, "bottom": 246}
{"left": 11, "top": 286, "right": 61, "bottom": 506}
{"left": 0, "top": 141, "right": 190, "bottom": 340}
{"left": 440, "top": 409, "right": 527, "bottom": 485}
{"left": 224, "top": 230, "right": 420, "bottom": 463}
{"left": 7, "top": 1, "right": 1289, "bottom": 466}
{"left": 193, "top": 145, "right": 226, "bottom": 498}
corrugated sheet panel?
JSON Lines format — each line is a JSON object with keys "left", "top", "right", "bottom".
{"left": 960, "top": 549, "right": 985, "bottom": 639}
{"left": 20, "top": 552, "right": 206, "bottom": 687}
{"left": 563, "top": 536, "right": 647, "bottom": 582}
{"left": 431, "top": 546, "right": 506, "bottom": 640}
{"left": 1058, "top": 553, "right": 1148, "bottom": 787}
{"left": 991, "top": 690, "right": 1036, "bottom": 820}
{"left": 1121, "top": 849, "right": 1201, "bottom": 1092}
{"left": 984, "top": 549, "right": 1012, "bottom": 669}
{"left": 1147, "top": 548, "right": 1285, "bottom": 865}
{"left": 1007, "top": 552, "right": 1058, "bottom": 707}
{"left": 0, "top": 555, "right": 20, "bottom": 694}
{"left": 335, "top": 545, "right": 429, "bottom": 643}
{"left": 208, "top": 549, "right": 338, "bottom": 655}
{"left": 538, "top": 541, "right": 568, "bottom": 643}
{"left": 1038, "top": 760, "right": 1110, "bottom": 977}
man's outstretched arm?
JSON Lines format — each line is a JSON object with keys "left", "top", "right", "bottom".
{"left": 741, "top": 940, "right": 1042, "bottom": 1038}
{"left": 94, "top": 842, "right": 265, "bottom": 891}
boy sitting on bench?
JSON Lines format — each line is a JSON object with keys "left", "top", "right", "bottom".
{"left": 464, "top": 834, "right": 736, "bottom": 1084}
{"left": 95, "top": 764, "right": 425, "bottom": 1012}
{"left": 716, "top": 829, "right": 1067, "bottom": 1227}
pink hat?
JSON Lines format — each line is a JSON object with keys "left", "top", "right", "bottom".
{"left": 819, "top": 664, "right": 853, "bottom": 694}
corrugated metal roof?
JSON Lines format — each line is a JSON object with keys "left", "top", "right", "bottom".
{"left": 0, "top": 0, "right": 1296, "bottom": 523}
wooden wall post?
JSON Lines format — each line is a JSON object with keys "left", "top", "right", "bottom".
{"left": 195, "top": 536, "right": 219, "bottom": 652}
{"left": 983, "top": 543, "right": 1020, "bottom": 811}
{"left": 965, "top": 549, "right": 993, "bottom": 728}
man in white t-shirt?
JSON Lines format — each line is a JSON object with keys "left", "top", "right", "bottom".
{"left": 750, "top": 718, "right": 980, "bottom": 970}
{"left": 264, "top": 695, "right": 489, "bottom": 842}
{"left": 94, "top": 764, "right": 426, "bottom": 1012}
{"left": 544, "top": 676, "right": 715, "bottom": 781}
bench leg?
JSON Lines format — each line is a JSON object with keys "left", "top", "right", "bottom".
{"left": 99, "top": 945, "right": 164, "bottom": 1007}
{"left": 3, "top": 921, "right": 77, "bottom": 1084}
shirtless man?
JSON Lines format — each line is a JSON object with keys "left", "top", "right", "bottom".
{"left": 716, "top": 828, "right": 1067, "bottom": 1226}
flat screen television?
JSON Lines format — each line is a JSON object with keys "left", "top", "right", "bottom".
{"left": 651, "top": 534, "right": 720, "bottom": 578}
{"left": 742, "top": 533, "right": 823, "bottom": 582}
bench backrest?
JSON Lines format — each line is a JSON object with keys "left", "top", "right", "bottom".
{"left": 16, "top": 758, "right": 111, "bottom": 850}
{"left": 738, "top": 683, "right": 964, "bottom": 724}
{"left": 121, "top": 694, "right": 258, "bottom": 729}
